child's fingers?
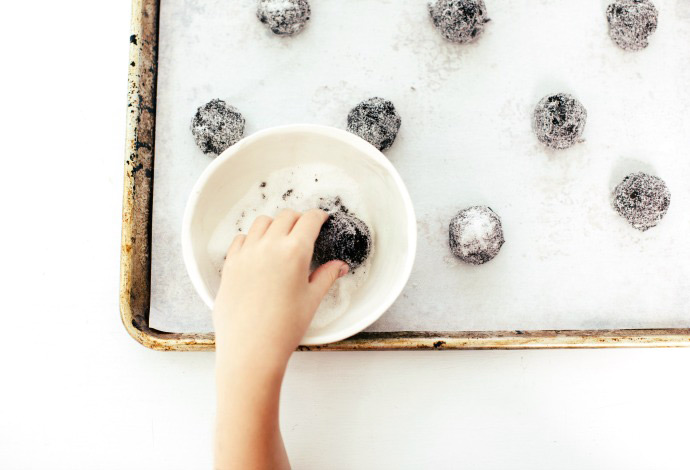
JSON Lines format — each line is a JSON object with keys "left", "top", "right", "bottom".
{"left": 309, "top": 260, "right": 349, "bottom": 299}
{"left": 226, "top": 233, "right": 246, "bottom": 258}
{"left": 246, "top": 215, "right": 273, "bottom": 241}
{"left": 291, "top": 209, "right": 328, "bottom": 245}
{"left": 268, "top": 209, "right": 301, "bottom": 235}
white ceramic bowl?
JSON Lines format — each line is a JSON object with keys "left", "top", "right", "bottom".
{"left": 182, "top": 124, "right": 416, "bottom": 345}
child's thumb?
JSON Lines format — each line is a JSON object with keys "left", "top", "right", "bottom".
{"left": 309, "top": 260, "right": 349, "bottom": 299}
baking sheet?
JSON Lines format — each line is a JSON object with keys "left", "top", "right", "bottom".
{"left": 150, "top": 0, "right": 690, "bottom": 334}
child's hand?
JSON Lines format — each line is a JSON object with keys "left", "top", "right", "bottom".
{"left": 213, "top": 209, "right": 347, "bottom": 469}
{"left": 213, "top": 209, "right": 348, "bottom": 368}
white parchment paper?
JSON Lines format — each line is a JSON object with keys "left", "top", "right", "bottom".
{"left": 150, "top": 0, "right": 690, "bottom": 333}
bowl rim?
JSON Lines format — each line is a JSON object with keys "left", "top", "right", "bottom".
{"left": 181, "top": 123, "right": 417, "bottom": 345}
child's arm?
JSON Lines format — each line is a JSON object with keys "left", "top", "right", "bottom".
{"left": 213, "top": 209, "right": 348, "bottom": 470}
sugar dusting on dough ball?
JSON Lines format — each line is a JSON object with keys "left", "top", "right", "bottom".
{"left": 313, "top": 211, "right": 372, "bottom": 269}
{"left": 428, "top": 0, "right": 490, "bottom": 44}
{"left": 612, "top": 172, "right": 670, "bottom": 231}
{"left": 190, "top": 99, "right": 245, "bottom": 156}
{"left": 606, "top": 0, "right": 658, "bottom": 51}
{"left": 257, "top": 0, "right": 311, "bottom": 36}
{"left": 449, "top": 206, "right": 504, "bottom": 265}
{"left": 532, "top": 93, "right": 587, "bottom": 150}
{"left": 346, "top": 97, "right": 401, "bottom": 151}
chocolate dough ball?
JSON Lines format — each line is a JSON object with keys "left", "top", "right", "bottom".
{"left": 428, "top": 0, "right": 490, "bottom": 44}
{"left": 257, "top": 0, "right": 310, "bottom": 36}
{"left": 532, "top": 93, "right": 587, "bottom": 150}
{"left": 606, "top": 0, "right": 658, "bottom": 51}
{"left": 346, "top": 97, "right": 401, "bottom": 151}
{"left": 190, "top": 99, "right": 245, "bottom": 156}
{"left": 612, "top": 172, "right": 670, "bottom": 231}
{"left": 449, "top": 206, "right": 504, "bottom": 265}
{"left": 313, "top": 212, "right": 372, "bottom": 269}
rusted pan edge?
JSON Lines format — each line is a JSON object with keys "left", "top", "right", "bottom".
{"left": 119, "top": 0, "right": 690, "bottom": 352}
{"left": 125, "top": 327, "right": 690, "bottom": 352}
{"left": 300, "top": 329, "right": 690, "bottom": 351}
{"left": 120, "top": 0, "right": 146, "bottom": 348}
{"left": 119, "top": 0, "right": 216, "bottom": 352}
{"left": 121, "top": 0, "right": 172, "bottom": 350}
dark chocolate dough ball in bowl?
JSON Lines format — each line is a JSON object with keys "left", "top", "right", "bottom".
{"left": 313, "top": 212, "right": 372, "bottom": 269}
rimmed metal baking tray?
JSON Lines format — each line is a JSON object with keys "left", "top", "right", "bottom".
{"left": 120, "top": 0, "right": 690, "bottom": 350}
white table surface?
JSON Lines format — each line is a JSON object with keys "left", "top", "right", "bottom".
{"left": 1, "top": 1, "right": 689, "bottom": 469}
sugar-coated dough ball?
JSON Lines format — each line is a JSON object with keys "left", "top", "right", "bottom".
{"left": 257, "top": 0, "right": 310, "bottom": 37}
{"left": 190, "top": 99, "right": 245, "bottom": 156}
{"left": 313, "top": 212, "right": 372, "bottom": 269}
{"left": 612, "top": 172, "right": 670, "bottom": 231}
{"left": 532, "top": 93, "right": 587, "bottom": 150}
{"left": 346, "top": 97, "right": 401, "bottom": 152}
{"left": 449, "top": 206, "right": 504, "bottom": 265}
{"left": 428, "top": 0, "right": 490, "bottom": 44}
{"left": 606, "top": 0, "right": 658, "bottom": 51}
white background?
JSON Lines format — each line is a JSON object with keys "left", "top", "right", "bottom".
{"left": 1, "top": 1, "right": 689, "bottom": 469}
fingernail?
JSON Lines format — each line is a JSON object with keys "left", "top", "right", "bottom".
{"left": 338, "top": 264, "right": 349, "bottom": 278}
